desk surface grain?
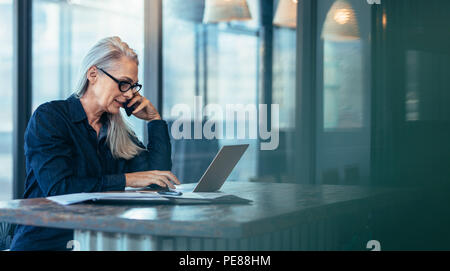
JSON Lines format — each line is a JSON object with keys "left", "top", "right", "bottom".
{"left": 0, "top": 182, "right": 416, "bottom": 238}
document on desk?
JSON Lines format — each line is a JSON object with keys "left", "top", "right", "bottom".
{"left": 47, "top": 192, "right": 165, "bottom": 205}
{"left": 47, "top": 191, "right": 251, "bottom": 205}
{"left": 160, "top": 192, "right": 252, "bottom": 204}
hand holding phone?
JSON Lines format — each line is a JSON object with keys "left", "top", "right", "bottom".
{"left": 123, "top": 99, "right": 138, "bottom": 117}
{"left": 122, "top": 94, "right": 162, "bottom": 121}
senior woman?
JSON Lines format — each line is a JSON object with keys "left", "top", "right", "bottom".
{"left": 10, "top": 36, "right": 179, "bottom": 251}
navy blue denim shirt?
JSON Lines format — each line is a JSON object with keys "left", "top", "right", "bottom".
{"left": 10, "top": 94, "right": 172, "bottom": 251}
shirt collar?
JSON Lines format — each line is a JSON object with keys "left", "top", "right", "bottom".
{"left": 67, "top": 94, "right": 88, "bottom": 123}
{"left": 98, "top": 114, "right": 109, "bottom": 142}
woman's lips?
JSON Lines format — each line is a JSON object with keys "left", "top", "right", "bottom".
{"left": 114, "top": 99, "right": 123, "bottom": 107}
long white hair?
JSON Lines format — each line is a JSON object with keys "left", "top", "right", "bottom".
{"left": 75, "top": 36, "right": 145, "bottom": 160}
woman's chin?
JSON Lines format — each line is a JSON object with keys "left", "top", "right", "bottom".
{"left": 107, "top": 106, "right": 121, "bottom": 115}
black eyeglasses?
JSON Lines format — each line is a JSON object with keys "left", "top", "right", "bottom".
{"left": 98, "top": 67, "right": 142, "bottom": 93}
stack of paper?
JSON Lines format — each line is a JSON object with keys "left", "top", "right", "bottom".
{"left": 47, "top": 192, "right": 166, "bottom": 205}
{"left": 47, "top": 191, "right": 252, "bottom": 205}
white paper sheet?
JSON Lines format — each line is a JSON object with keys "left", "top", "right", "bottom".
{"left": 47, "top": 192, "right": 162, "bottom": 205}
{"left": 47, "top": 191, "right": 250, "bottom": 205}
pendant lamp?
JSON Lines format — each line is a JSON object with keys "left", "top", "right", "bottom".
{"left": 321, "top": 0, "right": 360, "bottom": 41}
{"left": 203, "top": 0, "right": 252, "bottom": 24}
{"left": 273, "top": 0, "right": 298, "bottom": 28}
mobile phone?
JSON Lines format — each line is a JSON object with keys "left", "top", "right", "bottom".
{"left": 122, "top": 99, "right": 137, "bottom": 117}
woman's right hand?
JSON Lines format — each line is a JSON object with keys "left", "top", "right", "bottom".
{"left": 125, "top": 170, "right": 180, "bottom": 189}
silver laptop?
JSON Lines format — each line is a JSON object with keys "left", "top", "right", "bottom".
{"left": 176, "top": 144, "right": 249, "bottom": 193}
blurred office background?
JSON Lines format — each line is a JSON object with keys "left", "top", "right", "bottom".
{"left": 1, "top": 0, "right": 450, "bottom": 249}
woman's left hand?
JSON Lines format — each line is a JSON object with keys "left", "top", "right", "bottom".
{"left": 125, "top": 93, "right": 161, "bottom": 121}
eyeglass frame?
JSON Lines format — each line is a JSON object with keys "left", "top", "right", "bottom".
{"left": 97, "top": 67, "right": 142, "bottom": 93}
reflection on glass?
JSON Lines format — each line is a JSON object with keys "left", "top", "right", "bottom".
{"left": 163, "top": 0, "right": 284, "bottom": 184}
{"left": 323, "top": 40, "right": 363, "bottom": 130}
{"left": 404, "top": 50, "right": 450, "bottom": 122}
{"left": 316, "top": 0, "right": 371, "bottom": 187}
{"left": 0, "top": 0, "right": 13, "bottom": 200}
{"left": 405, "top": 50, "right": 420, "bottom": 121}
{"left": 163, "top": 24, "right": 259, "bottom": 183}
{"left": 270, "top": 0, "right": 297, "bottom": 182}
{"left": 322, "top": 0, "right": 362, "bottom": 130}
{"left": 382, "top": 10, "right": 387, "bottom": 30}
{"left": 273, "top": 27, "right": 296, "bottom": 129}
{"left": 207, "top": 31, "right": 259, "bottom": 182}
{"left": 33, "top": 0, "right": 145, "bottom": 140}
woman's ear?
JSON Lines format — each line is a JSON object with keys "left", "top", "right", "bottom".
{"left": 86, "top": 66, "right": 98, "bottom": 83}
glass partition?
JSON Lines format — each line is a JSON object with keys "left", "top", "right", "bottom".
{"left": 162, "top": 0, "right": 298, "bottom": 183}
{"left": 315, "top": 0, "right": 372, "bottom": 185}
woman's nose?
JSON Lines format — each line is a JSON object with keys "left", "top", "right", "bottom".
{"left": 122, "top": 89, "right": 135, "bottom": 99}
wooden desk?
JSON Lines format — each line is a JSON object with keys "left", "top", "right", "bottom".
{"left": 0, "top": 182, "right": 415, "bottom": 251}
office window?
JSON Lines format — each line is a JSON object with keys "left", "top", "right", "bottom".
{"left": 206, "top": 28, "right": 259, "bottom": 182}
{"left": 0, "top": 0, "right": 13, "bottom": 201}
{"left": 32, "top": 0, "right": 145, "bottom": 140}
{"left": 323, "top": 40, "right": 363, "bottom": 130}
{"left": 271, "top": 0, "right": 298, "bottom": 180}
{"left": 272, "top": 27, "right": 296, "bottom": 130}
{"left": 315, "top": 0, "right": 371, "bottom": 185}
{"left": 163, "top": 0, "right": 297, "bottom": 183}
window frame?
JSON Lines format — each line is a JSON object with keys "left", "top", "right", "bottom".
{"left": 13, "top": 0, "right": 33, "bottom": 199}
